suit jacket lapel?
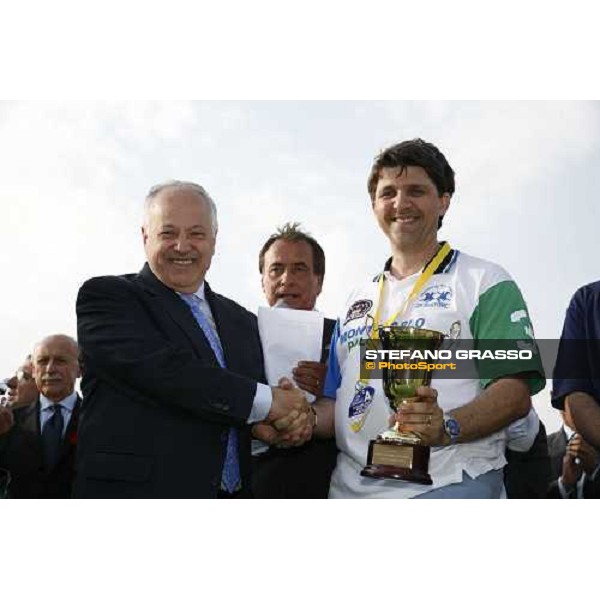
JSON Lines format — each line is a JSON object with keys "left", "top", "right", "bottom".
{"left": 548, "top": 428, "right": 568, "bottom": 479}
{"left": 19, "top": 400, "right": 44, "bottom": 470}
{"left": 21, "top": 399, "right": 42, "bottom": 438}
{"left": 136, "top": 263, "right": 218, "bottom": 364}
{"left": 549, "top": 428, "right": 567, "bottom": 456}
{"left": 557, "top": 428, "right": 567, "bottom": 457}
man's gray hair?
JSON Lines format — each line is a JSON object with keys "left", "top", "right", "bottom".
{"left": 32, "top": 334, "right": 80, "bottom": 360}
{"left": 144, "top": 180, "right": 218, "bottom": 235}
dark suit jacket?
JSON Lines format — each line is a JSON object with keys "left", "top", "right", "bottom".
{"left": 546, "top": 427, "right": 600, "bottom": 498}
{"left": 252, "top": 317, "right": 338, "bottom": 499}
{"left": 0, "top": 396, "right": 81, "bottom": 498}
{"left": 547, "top": 428, "right": 569, "bottom": 498}
{"left": 74, "top": 264, "right": 266, "bottom": 499}
{"left": 547, "top": 427, "right": 568, "bottom": 480}
{"left": 321, "top": 317, "right": 336, "bottom": 363}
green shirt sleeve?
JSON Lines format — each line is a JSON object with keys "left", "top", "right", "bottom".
{"left": 469, "top": 280, "right": 545, "bottom": 395}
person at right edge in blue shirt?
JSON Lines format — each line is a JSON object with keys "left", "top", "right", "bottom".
{"left": 552, "top": 281, "right": 600, "bottom": 498}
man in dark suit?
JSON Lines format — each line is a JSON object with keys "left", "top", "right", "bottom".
{"left": 547, "top": 405, "right": 599, "bottom": 499}
{"left": 0, "top": 334, "right": 81, "bottom": 498}
{"left": 252, "top": 223, "right": 338, "bottom": 498}
{"left": 75, "top": 181, "right": 311, "bottom": 499}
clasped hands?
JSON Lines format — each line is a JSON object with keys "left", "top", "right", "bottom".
{"left": 561, "top": 433, "right": 599, "bottom": 487}
{"left": 388, "top": 385, "right": 449, "bottom": 446}
{"left": 252, "top": 377, "right": 315, "bottom": 448}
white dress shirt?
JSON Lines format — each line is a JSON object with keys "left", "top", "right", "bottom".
{"left": 39, "top": 391, "right": 78, "bottom": 436}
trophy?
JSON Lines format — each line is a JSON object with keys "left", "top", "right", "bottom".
{"left": 361, "top": 326, "right": 445, "bottom": 484}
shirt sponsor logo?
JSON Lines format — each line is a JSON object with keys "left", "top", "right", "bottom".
{"left": 414, "top": 285, "right": 453, "bottom": 309}
{"left": 348, "top": 383, "right": 375, "bottom": 432}
{"left": 343, "top": 299, "right": 373, "bottom": 325}
{"left": 340, "top": 324, "right": 372, "bottom": 342}
{"left": 395, "top": 317, "right": 426, "bottom": 329}
{"left": 341, "top": 318, "right": 429, "bottom": 352}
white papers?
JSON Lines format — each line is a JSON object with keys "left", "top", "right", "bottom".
{"left": 257, "top": 305, "right": 324, "bottom": 402}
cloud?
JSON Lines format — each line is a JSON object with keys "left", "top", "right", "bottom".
{"left": 0, "top": 101, "right": 200, "bottom": 370}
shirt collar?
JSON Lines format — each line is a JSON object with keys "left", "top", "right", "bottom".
{"left": 177, "top": 281, "right": 206, "bottom": 303}
{"left": 563, "top": 424, "right": 575, "bottom": 439}
{"left": 381, "top": 242, "right": 455, "bottom": 277}
{"left": 39, "top": 391, "right": 78, "bottom": 412}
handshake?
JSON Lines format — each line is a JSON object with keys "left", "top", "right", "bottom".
{"left": 252, "top": 377, "right": 315, "bottom": 448}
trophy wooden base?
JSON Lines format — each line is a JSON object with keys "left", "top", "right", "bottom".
{"left": 361, "top": 438, "right": 433, "bottom": 485}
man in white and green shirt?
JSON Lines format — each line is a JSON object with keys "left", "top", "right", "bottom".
{"left": 310, "top": 138, "right": 545, "bottom": 498}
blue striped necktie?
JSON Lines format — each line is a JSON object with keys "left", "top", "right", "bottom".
{"left": 181, "top": 293, "right": 241, "bottom": 494}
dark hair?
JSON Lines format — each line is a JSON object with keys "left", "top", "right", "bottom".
{"left": 367, "top": 138, "right": 455, "bottom": 228}
{"left": 258, "top": 222, "right": 325, "bottom": 277}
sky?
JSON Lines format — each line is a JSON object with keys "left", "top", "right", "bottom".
{"left": 2, "top": 100, "right": 599, "bottom": 432}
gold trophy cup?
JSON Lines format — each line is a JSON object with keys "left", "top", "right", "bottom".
{"left": 361, "top": 326, "right": 445, "bottom": 484}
